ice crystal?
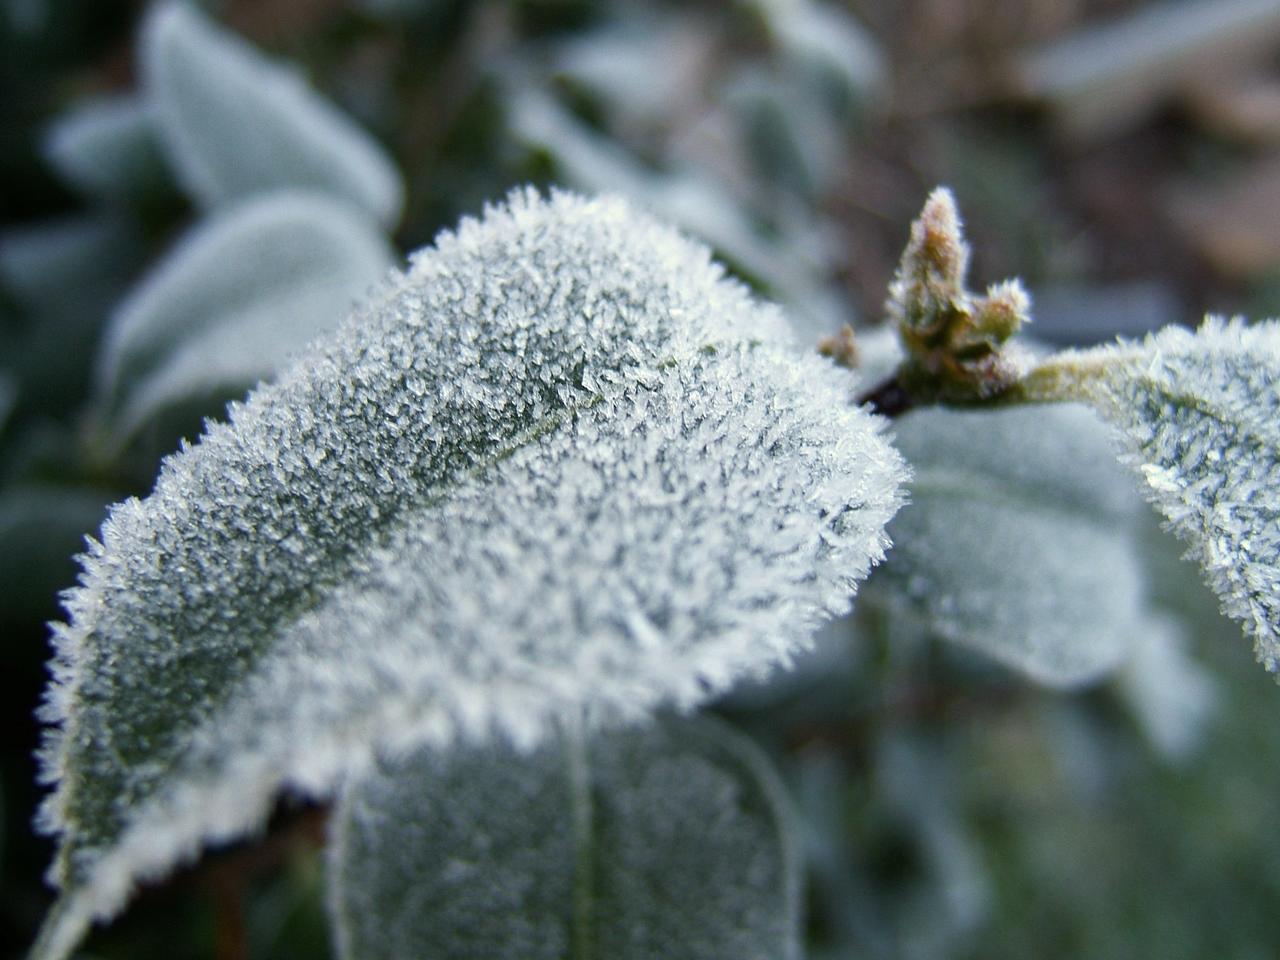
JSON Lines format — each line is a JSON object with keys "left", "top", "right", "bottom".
{"left": 97, "top": 191, "right": 393, "bottom": 443}
{"left": 141, "top": 3, "right": 403, "bottom": 225}
{"left": 33, "top": 189, "right": 905, "bottom": 959}
{"left": 1075, "top": 317, "right": 1280, "bottom": 671}
{"left": 329, "top": 717, "right": 798, "bottom": 960}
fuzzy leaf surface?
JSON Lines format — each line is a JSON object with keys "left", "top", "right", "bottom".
{"left": 141, "top": 3, "right": 403, "bottom": 224}
{"left": 867, "top": 404, "right": 1147, "bottom": 686}
{"left": 329, "top": 717, "right": 799, "bottom": 960}
{"left": 97, "top": 191, "right": 393, "bottom": 444}
{"left": 42, "top": 95, "right": 170, "bottom": 204}
{"left": 1070, "top": 318, "right": 1280, "bottom": 671}
{"left": 34, "top": 190, "right": 905, "bottom": 960}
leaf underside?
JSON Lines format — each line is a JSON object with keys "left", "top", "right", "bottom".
{"left": 867, "top": 403, "right": 1147, "bottom": 687}
{"left": 329, "top": 717, "right": 799, "bottom": 960}
{"left": 33, "top": 190, "right": 905, "bottom": 960}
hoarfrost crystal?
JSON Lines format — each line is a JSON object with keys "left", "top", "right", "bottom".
{"left": 32, "top": 189, "right": 905, "bottom": 960}
{"left": 1074, "top": 318, "right": 1280, "bottom": 672}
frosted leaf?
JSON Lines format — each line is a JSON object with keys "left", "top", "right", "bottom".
{"left": 96, "top": 191, "right": 393, "bottom": 445}
{"left": 42, "top": 95, "right": 169, "bottom": 204}
{"left": 1071, "top": 317, "right": 1280, "bottom": 672}
{"left": 141, "top": 3, "right": 403, "bottom": 225}
{"left": 1116, "top": 614, "right": 1218, "bottom": 763}
{"left": 751, "top": 0, "right": 885, "bottom": 97}
{"left": 328, "top": 717, "right": 799, "bottom": 960}
{"left": 33, "top": 189, "right": 905, "bottom": 960}
{"left": 506, "top": 86, "right": 846, "bottom": 337}
{"left": 867, "top": 404, "right": 1147, "bottom": 686}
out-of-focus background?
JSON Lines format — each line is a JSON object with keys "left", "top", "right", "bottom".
{"left": 3, "top": 1, "right": 1280, "bottom": 957}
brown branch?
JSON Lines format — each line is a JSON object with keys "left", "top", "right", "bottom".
{"left": 856, "top": 375, "right": 916, "bottom": 418}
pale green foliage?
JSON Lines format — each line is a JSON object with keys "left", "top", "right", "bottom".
{"left": 865, "top": 400, "right": 1149, "bottom": 687}
{"left": 33, "top": 190, "right": 905, "bottom": 960}
{"left": 329, "top": 717, "right": 798, "bottom": 960}
{"left": 1066, "top": 318, "right": 1280, "bottom": 671}
{"left": 141, "top": 3, "right": 403, "bottom": 224}
{"left": 97, "top": 191, "right": 394, "bottom": 444}
{"left": 42, "top": 95, "right": 168, "bottom": 204}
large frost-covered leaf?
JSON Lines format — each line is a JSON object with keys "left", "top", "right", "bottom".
{"left": 33, "top": 190, "right": 904, "bottom": 959}
{"left": 96, "top": 191, "right": 393, "bottom": 445}
{"left": 1066, "top": 317, "right": 1280, "bottom": 671}
{"left": 866, "top": 404, "right": 1148, "bottom": 686}
{"left": 141, "top": 3, "right": 403, "bottom": 225}
{"left": 42, "top": 95, "right": 170, "bottom": 204}
{"left": 329, "top": 717, "right": 799, "bottom": 960}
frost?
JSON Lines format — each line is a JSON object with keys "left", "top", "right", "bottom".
{"left": 141, "top": 2, "right": 403, "bottom": 225}
{"left": 33, "top": 189, "right": 905, "bottom": 960}
{"left": 867, "top": 403, "right": 1149, "bottom": 687}
{"left": 42, "top": 95, "right": 169, "bottom": 204}
{"left": 97, "top": 191, "right": 393, "bottom": 445}
{"left": 1071, "top": 318, "right": 1280, "bottom": 672}
{"left": 328, "top": 717, "right": 799, "bottom": 960}
{"left": 506, "top": 86, "right": 846, "bottom": 337}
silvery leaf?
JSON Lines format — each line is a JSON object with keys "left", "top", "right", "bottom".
{"left": 329, "top": 717, "right": 799, "bottom": 960}
{"left": 97, "top": 191, "right": 393, "bottom": 445}
{"left": 32, "top": 190, "right": 905, "bottom": 959}
{"left": 867, "top": 404, "right": 1148, "bottom": 687}
{"left": 42, "top": 95, "right": 170, "bottom": 204}
{"left": 141, "top": 2, "right": 403, "bottom": 224}
{"left": 1065, "top": 318, "right": 1280, "bottom": 672}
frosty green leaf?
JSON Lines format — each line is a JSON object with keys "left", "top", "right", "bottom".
{"left": 329, "top": 717, "right": 799, "bottom": 960}
{"left": 33, "top": 189, "right": 905, "bottom": 960}
{"left": 97, "top": 191, "right": 393, "bottom": 445}
{"left": 42, "top": 95, "right": 169, "bottom": 204}
{"left": 1041, "top": 318, "right": 1280, "bottom": 672}
{"left": 141, "top": 2, "right": 403, "bottom": 224}
{"left": 866, "top": 403, "right": 1147, "bottom": 687}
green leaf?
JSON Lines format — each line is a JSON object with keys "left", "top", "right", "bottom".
{"left": 42, "top": 95, "right": 171, "bottom": 205}
{"left": 866, "top": 403, "right": 1148, "bottom": 686}
{"left": 328, "top": 717, "right": 799, "bottom": 960}
{"left": 141, "top": 2, "right": 403, "bottom": 225}
{"left": 1053, "top": 318, "right": 1280, "bottom": 672}
{"left": 33, "top": 190, "right": 905, "bottom": 959}
{"left": 96, "top": 191, "right": 393, "bottom": 446}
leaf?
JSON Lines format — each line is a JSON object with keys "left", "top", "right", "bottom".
{"left": 328, "top": 716, "right": 800, "bottom": 960}
{"left": 96, "top": 191, "right": 394, "bottom": 446}
{"left": 1066, "top": 317, "right": 1280, "bottom": 672}
{"left": 33, "top": 189, "right": 905, "bottom": 959}
{"left": 140, "top": 2, "right": 403, "bottom": 225}
{"left": 42, "top": 95, "right": 171, "bottom": 204}
{"left": 1116, "top": 613, "right": 1218, "bottom": 763}
{"left": 866, "top": 403, "right": 1148, "bottom": 686}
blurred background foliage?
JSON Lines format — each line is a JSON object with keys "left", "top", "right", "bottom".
{"left": 3, "top": 0, "right": 1280, "bottom": 957}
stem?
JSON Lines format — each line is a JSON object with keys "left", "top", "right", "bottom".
{"left": 856, "top": 350, "right": 1123, "bottom": 417}
{"left": 856, "top": 376, "right": 915, "bottom": 417}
